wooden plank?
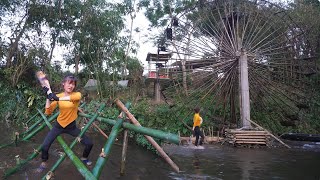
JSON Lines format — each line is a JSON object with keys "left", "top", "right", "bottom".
{"left": 235, "top": 135, "right": 268, "bottom": 138}
{"left": 235, "top": 133, "right": 268, "bottom": 136}
{"left": 235, "top": 139, "right": 266, "bottom": 142}
{"left": 247, "top": 119, "right": 291, "bottom": 149}
{"left": 228, "top": 130, "right": 267, "bottom": 134}
{"left": 235, "top": 141, "right": 266, "bottom": 144}
{"left": 234, "top": 136, "right": 267, "bottom": 139}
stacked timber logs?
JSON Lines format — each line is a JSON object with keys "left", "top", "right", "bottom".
{"left": 225, "top": 129, "right": 270, "bottom": 146}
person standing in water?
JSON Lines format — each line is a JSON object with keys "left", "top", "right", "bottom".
{"left": 37, "top": 75, "right": 93, "bottom": 172}
{"left": 192, "top": 107, "right": 205, "bottom": 147}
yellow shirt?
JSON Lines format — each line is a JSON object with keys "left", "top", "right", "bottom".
{"left": 45, "top": 92, "right": 81, "bottom": 128}
{"left": 193, "top": 113, "right": 202, "bottom": 127}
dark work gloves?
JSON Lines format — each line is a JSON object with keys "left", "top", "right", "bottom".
{"left": 47, "top": 93, "right": 59, "bottom": 101}
{"left": 42, "top": 86, "right": 49, "bottom": 94}
{"left": 42, "top": 86, "right": 58, "bottom": 101}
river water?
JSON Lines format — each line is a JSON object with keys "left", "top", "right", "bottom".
{"left": 1, "top": 123, "right": 320, "bottom": 180}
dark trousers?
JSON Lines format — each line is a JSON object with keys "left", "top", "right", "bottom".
{"left": 194, "top": 126, "right": 204, "bottom": 146}
{"left": 41, "top": 121, "right": 93, "bottom": 161}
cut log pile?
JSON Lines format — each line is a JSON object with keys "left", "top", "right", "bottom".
{"left": 225, "top": 129, "right": 270, "bottom": 146}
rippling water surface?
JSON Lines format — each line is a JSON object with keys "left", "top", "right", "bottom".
{"left": 1, "top": 123, "right": 320, "bottom": 180}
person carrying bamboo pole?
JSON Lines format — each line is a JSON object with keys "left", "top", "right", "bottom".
{"left": 192, "top": 107, "right": 205, "bottom": 148}
{"left": 36, "top": 75, "right": 93, "bottom": 172}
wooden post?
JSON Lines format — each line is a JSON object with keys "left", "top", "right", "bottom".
{"left": 120, "top": 112, "right": 129, "bottom": 176}
{"left": 115, "top": 99, "right": 180, "bottom": 173}
{"left": 239, "top": 48, "right": 251, "bottom": 128}
{"left": 120, "top": 127, "right": 129, "bottom": 176}
{"left": 155, "top": 48, "right": 161, "bottom": 102}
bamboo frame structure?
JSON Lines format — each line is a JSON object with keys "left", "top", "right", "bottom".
{"left": 37, "top": 108, "right": 98, "bottom": 180}
{"left": 3, "top": 101, "right": 181, "bottom": 179}
{"left": 42, "top": 104, "right": 107, "bottom": 180}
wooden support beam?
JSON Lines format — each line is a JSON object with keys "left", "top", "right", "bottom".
{"left": 247, "top": 119, "right": 290, "bottom": 148}
{"left": 115, "top": 99, "right": 180, "bottom": 173}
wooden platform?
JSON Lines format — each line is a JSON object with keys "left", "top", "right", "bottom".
{"left": 225, "top": 129, "right": 270, "bottom": 146}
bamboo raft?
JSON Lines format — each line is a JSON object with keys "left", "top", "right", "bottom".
{"left": 225, "top": 129, "right": 270, "bottom": 146}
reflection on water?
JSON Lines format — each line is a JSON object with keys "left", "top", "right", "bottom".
{"left": 1, "top": 122, "right": 320, "bottom": 180}
{"left": 164, "top": 144, "right": 320, "bottom": 180}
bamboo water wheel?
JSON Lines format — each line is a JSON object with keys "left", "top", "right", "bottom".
{"left": 160, "top": 0, "right": 316, "bottom": 133}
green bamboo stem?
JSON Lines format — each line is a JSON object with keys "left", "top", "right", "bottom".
{"left": 2, "top": 103, "right": 88, "bottom": 179}
{"left": 78, "top": 113, "right": 180, "bottom": 144}
{"left": 37, "top": 108, "right": 97, "bottom": 180}
{"left": 92, "top": 118, "right": 124, "bottom": 178}
{"left": 4, "top": 145, "right": 42, "bottom": 178}
{"left": 92, "top": 102, "right": 130, "bottom": 178}
{"left": 0, "top": 142, "right": 14, "bottom": 149}
{"left": 42, "top": 104, "right": 106, "bottom": 180}
{"left": 21, "top": 112, "right": 58, "bottom": 141}
{"left": 25, "top": 111, "right": 40, "bottom": 124}
{"left": 21, "top": 116, "right": 42, "bottom": 136}
{"left": 0, "top": 113, "right": 58, "bottom": 150}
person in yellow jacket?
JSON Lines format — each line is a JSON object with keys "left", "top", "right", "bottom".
{"left": 37, "top": 75, "right": 93, "bottom": 172}
{"left": 193, "top": 107, "right": 205, "bottom": 147}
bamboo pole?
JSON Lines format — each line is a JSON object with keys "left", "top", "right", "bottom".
{"left": 114, "top": 99, "right": 180, "bottom": 173}
{"left": 42, "top": 104, "right": 106, "bottom": 180}
{"left": 248, "top": 119, "right": 290, "bottom": 148}
{"left": 0, "top": 112, "right": 58, "bottom": 150}
{"left": 36, "top": 108, "right": 97, "bottom": 180}
{"left": 25, "top": 111, "right": 40, "bottom": 124}
{"left": 78, "top": 113, "right": 180, "bottom": 144}
{"left": 92, "top": 118, "right": 123, "bottom": 178}
{"left": 92, "top": 103, "right": 130, "bottom": 178}
{"left": 4, "top": 145, "right": 42, "bottom": 178}
{"left": 2, "top": 104, "right": 87, "bottom": 178}
{"left": 22, "top": 113, "right": 57, "bottom": 141}
{"left": 120, "top": 112, "right": 129, "bottom": 176}
{"left": 21, "top": 117, "right": 42, "bottom": 136}
{"left": 78, "top": 108, "right": 109, "bottom": 139}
